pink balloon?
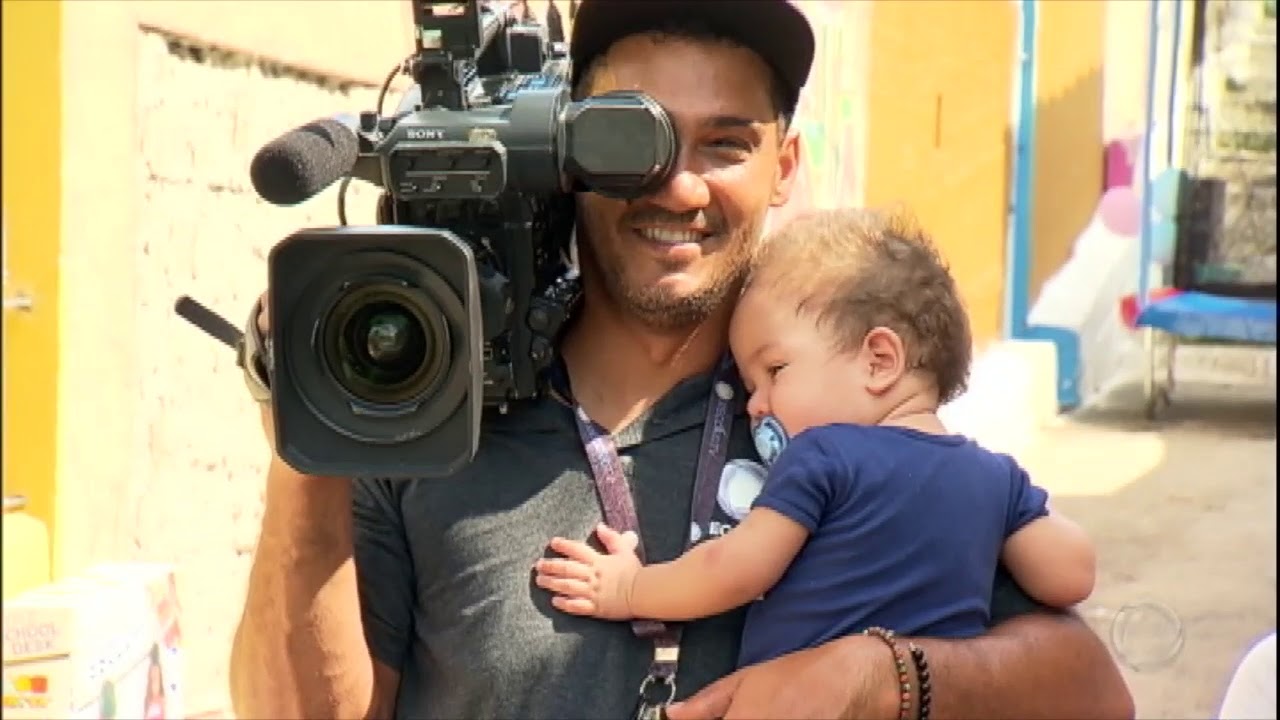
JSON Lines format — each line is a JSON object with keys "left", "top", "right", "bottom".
{"left": 1103, "top": 140, "right": 1134, "bottom": 190}
{"left": 1097, "top": 185, "right": 1141, "bottom": 237}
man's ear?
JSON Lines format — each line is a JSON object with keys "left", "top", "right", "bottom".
{"left": 771, "top": 127, "right": 802, "bottom": 207}
{"left": 862, "top": 326, "right": 907, "bottom": 395}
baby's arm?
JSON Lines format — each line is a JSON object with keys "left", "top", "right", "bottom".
{"left": 538, "top": 431, "right": 836, "bottom": 622}
{"left": 631, "top": 507, "right": 808, "bottom": 620}
{"left": 1002, "top": 512, "right": 1097, "bottom": 608}
{"left": 536, "top": 509, "right": 808, "bottom": 621}
{"left": 1000, "top": 461, "right": 1096, "bottom": 608}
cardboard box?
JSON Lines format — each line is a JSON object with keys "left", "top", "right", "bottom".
{"left": 81, "top": 564, "right": 185, "bottom": 720}
{"left": 2, "top": 564, "right": 185, "bottom": 720}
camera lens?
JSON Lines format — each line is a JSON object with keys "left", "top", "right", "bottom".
{"left": 322, "top": 282, "right": 451, "bottom": 405}
{"left": 345, "top": 302, "right": 426, "bottom": 385}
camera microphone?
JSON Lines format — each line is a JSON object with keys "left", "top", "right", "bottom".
{"left": 249, "top": 115, "right": 360, "bottom": 206}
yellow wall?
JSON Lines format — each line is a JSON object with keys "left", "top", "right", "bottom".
{"left": 1031, "top": 0, "right": 1106, "bottom": 301}
{"left": 2, "top": 0, "right": 63, "bottom": 588}
{"left": 863, "top": 0, "right": 1017, "bottom": 346}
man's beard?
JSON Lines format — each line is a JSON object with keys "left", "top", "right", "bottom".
{"left": 579, "top": 214, "right": 764, "bottom": 332}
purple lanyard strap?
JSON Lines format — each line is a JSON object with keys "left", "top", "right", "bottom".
{"left": 573, "top": 355, "right": 737, "bottom": 709}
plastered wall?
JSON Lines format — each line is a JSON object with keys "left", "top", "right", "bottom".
{"left": 41, "top": 1, "right": 409, "bottom": 711}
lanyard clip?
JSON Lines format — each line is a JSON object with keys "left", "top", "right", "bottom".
{"left": 639, "top": 672, "right": 677, "bottom": 702}
{"left": 636, "top": 672, "right": 677, "bottom": 720}
{"left": 635, "top": 700, "right": 671, "bottom": 720}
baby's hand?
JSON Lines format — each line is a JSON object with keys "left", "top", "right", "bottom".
{"left": 534, "top": 523, "right": 642, "bottom": 620}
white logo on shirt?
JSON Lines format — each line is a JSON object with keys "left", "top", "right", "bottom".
{"left": 717, "top": 459, "right": 767, "bottom": 521}
{"left": 688, "top": 459, "right": 768, "bottom": 544}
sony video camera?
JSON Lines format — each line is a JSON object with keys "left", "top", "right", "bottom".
{"left": 247, "top": 0, "right": 678, "bottom": 479}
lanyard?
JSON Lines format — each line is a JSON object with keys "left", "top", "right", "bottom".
{"left": 571, "top": 354, "right": 737, "bottom": 715}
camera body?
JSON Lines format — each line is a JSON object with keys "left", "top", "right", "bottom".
{"left": 264, "top": 0, "right": 677, "bottom": 479}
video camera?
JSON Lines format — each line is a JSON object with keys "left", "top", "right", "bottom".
{"left": 180, "top": 1, "right": 678, "bottom": 479}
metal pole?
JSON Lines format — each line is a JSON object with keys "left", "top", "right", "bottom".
{"left": 1138, "top": 0, "right": 1162, "bottom": 309}
{"left": 1005, "top": 0, "right": 1038, "bottom": 337}
{"left": 1166, "top": 0, "right": 1184, "bottom": 166}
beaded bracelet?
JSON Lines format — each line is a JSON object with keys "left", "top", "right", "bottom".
{"left": 908, "top": 642, "right": 932, "bottom": 720}
{"left": 861, "top": 627, "right": 913, "bottom": 720}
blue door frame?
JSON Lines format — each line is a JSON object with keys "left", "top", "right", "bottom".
{"left": 1005, "top": 0, "right": 1184, "bottom": 411}
{"left": 1004, "top": 0, "right": 1083, "bottom": 410}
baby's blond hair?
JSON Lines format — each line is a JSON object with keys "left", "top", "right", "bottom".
{"left": 745, "top": 208, "right": 972, "bottom": 403}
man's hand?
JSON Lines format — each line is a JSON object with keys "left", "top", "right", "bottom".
{"left": 249, "top": 290, "right": 276, "bottom": 444}
{"left": 256, "top": 289, "right": 270, "bottom": 335}
{"left": 534, "top": 523, "right": 643, "bottom": 620}
{"left": 665, "top": 635, "right": 900, "bottom": 720}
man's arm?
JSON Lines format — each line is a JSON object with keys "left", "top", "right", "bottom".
{"left": 871, "top": 570, "right": 1131, "bottom": 720}
{"left": 901, "top": 609, "right": 1133, "bottom": 719}
{"left": 669, "top": 609, "right": 1133, "bottom": 720}
{"left": 228, "top": 407, "right": 403, "bottom": 720}
{"left": 668, "top": 571, "right": 1134, "bottom": 720}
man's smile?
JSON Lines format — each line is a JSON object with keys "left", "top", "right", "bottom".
{"left": 635, "top": 227, "right": 707, "bottom": 245}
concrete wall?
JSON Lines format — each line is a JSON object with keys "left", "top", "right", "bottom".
{"left": 4, "top": 0, "right": 415, "bottom": 712}
{"left": 127, "top": 34, "right": 387, "bottom": 713}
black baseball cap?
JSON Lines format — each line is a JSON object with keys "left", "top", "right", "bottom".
{"left": 568, "top": 0, "right": 816, "bottom": 114}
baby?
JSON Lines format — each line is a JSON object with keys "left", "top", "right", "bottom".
{"left": 534, "top": 208, "right": 1096, "bottom": 668}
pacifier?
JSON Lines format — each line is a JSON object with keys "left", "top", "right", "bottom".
{"left": 752, "top": 415, "right": 789, "bottom": 467}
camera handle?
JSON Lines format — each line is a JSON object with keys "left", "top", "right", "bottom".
{"left": 175, "top": 295, "right": 242, "bottom": 353}
{"left": 175, "top": 295, "right": 275, "bottom": 404}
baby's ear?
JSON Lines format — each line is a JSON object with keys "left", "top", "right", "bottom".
{"left": 861, "top": 327, "right": 907, "bottom": 395}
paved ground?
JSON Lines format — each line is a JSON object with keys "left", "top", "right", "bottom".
{"left": 1020, "top": 376, "right": 1276, "bottom": 720}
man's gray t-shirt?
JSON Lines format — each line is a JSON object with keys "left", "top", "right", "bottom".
{"left": 351, "top": 368, "right": 1042, "bottom": 719}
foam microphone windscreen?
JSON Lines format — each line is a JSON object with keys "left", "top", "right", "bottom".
{"left": 249, "top": 118, "right": 360, "bottom": 206}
